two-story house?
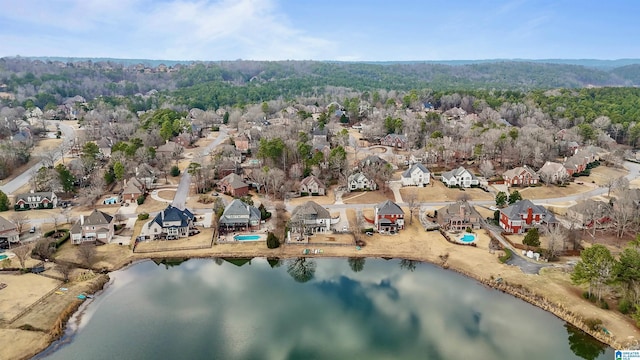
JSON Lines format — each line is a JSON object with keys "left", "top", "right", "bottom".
{"left": 436, "top": 201, "right": 481, "bottom": 231}
{"left": 147, "top": 205, "right": 195, "bottom": 240}
{"left": 374, "top": 200, "right": 405, "bottom": 232}
{"left": 289, "top": 201, "right": 333, "bottom": 234}
{"left": 234, "top": 134, "right": 251, "bottom": 154}
{"left": 441, "top": 167, "right": 479, "bottom": 188}
{"left": 502, "top": 166, "right": 540, "bottom": 187}
{"left": 219, "top": 173, "right": 250, "bottom": 197}
{"left": 0, "top": 215, "right": 19, "bottom": 246}
{"left": 537, "top": 161, "right": 569, "bottom": 184}
{"left": 121, "top": 177, "right": 145, "bottom": 203}
{"left": 70, "top": 209, "right": 115, "bottom": 244}
{"left": 401, "top": 163, "right": 431, "bottom": 187}
{"left": 15, "top": 191, "right": 58, "bottom": 210}
{"left": 348, "top": 172, "right": 377, "bottom": 192}
{"left": 380, "top": 134, "right": 408, "bottom": 149}
{"left": 299, "top": 175, "right": 326, "bottom": 196}
{"left": 218, "top": 199, "right": 261, "bottom": 232}
{"left": 499, "top": 199, "right": 557, "bottom": 234}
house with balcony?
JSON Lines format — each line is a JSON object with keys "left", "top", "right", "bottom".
{"left": 441, "top": 167, "right": 479, "bottom": 188}
{"left": 289, "top": 201, "right": 334, "bottom": 234}
{"left": 218, "top": 199, "right": 261, "bottom": 232}
{"left": 436, "top": 201, "right": 481, "bottom": 231}
{"left": 374, "top": 200, "right": 405, "bottom": 232}
{"left": 70, "top": 209, "right": 114, "bottom": 244}
{"left": 0, "top": 215, "right": 19, "bottom": 246}
{"left": 147, "top": 205, "right": 195, "bottom": 240}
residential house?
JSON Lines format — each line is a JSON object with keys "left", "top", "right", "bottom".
{"left": 136, "top": 164, "right": 157, "bottom": 189}
{"left": 441, "top": 167, "right": 479, "bottom": 188}
{"left": 15, "top": 191, "right": 58, "bottom": 210}
{"left": 502, "top": 166, "right": 540, "bottom": 187}
{"left": 499, "top": 199, "right": 557, "bottom": 234}
{"left": 219, "top": 173, "right": 249, "bottom": 197}
{"left": 312, "top": 127, "right": 328, "bottom": 144}
{"left": 289, "top": 201, "right": 333, "bottom": 234}
{"left": 401, "top": 163, "right": 431, "bottom": 187}
{"left": 374, "top": 200, "right": 405, "bottom": 232}
{"left": 409, "top": 152, "right": 424, "bottom": 165}
{"left": 537, "top": 161, "right": 569, "bottom": 184}
{"left": 299, "top": 175, "right": 326, "bottom": 196}
{"left": 218, "top": 199, "right": 261, "bottom": 232}
{"left": 563, "top": 155, "right": 587, "bottom": 176}
{"left": 147, "top": 205, "right": 195, "bottom": 240}
{"left": 380, "top": 134, "right": 408, "bottom": 149}
{"left": 156, "top": 141, "right": 184, "bottom": 158}
{"left": 234, "top": 134, "right": 250, "bottom": 154}
{"left": 96, "top": 138, "right": 112, "bottom": 158}
{"left": 217, "top": 160, "right": 239, "bottom": 179}
{"left": 436, "top": 201, "right": 481, "bottom": 231}
{"left": 567, "top": 200, "right": 612, "bottom": 228}
{"left": 70, "top": 209, "right": 114, "bottom": 244}
{"left": 122, "top": 177, "right": 145, "bottom": 203}
{"left": 348, "top": 172, "right": 377, "bottom": 192}
{"left": 0, "top": 215, "right": 19, "bottom": 246}
{"left": 360, "top": 155, "right": 389, "bottom": 169}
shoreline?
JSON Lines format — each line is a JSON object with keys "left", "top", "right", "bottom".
{"left": 8, "top": 233, "right": 638, "bottom": 359}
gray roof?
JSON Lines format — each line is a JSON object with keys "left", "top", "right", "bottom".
{"left": 503, "top": 166, "right": 539, "bottom": 180}
{"left": 221, "top": 173, "right": 248, "bottom": 189}
{"left": 290, "top": 201, "right": 331, "bottom": 222}
{"left": 376, "top": 200, "right": 404, "bottom": 216}
{"left": 0, "top": 216, "right": 16, "bottom": 232}
{"left": 500, "top": 200, "right": 556, "bottom": 223}
{"left": 219, "top": 199, "right": 260, "bottom": 225}
{"left": 442, "top": 166, "right": 475, "bottom": 181}
{"left": 300, "top": 175, "right": 324, "bottom": 188}
{"left": 84, "top": 209, "right": 114, "bottom": 226}
{"left": 402, "top": 163, "right": 430, "bottom": 178}
{"left": 16, "top": 191, "right": 56, "bottom": 202}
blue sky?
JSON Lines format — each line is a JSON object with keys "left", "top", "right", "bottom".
{"left": 0, "top": 0, "right": 638, "bottom": 61}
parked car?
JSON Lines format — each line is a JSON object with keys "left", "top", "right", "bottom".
{"left": 489, "top": 206, "right": 499, "bottom": 211}
{"left": 29, "top": 226, "right": 36, "bottom": 233}
{"left": 365, "top": 231, "right": 373, "bottom": 236}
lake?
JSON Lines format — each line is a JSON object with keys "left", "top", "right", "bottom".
{"left": 36, "top": 258, "right": 612, "bottom": 360}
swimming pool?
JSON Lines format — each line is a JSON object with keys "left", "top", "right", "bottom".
{"left": 459, "top": 233, "right": 477, "bottom": 243}
{"left": 234, "top": 235, "right": 262, "bottom": 241}
{"left": 0, "top": 254, "right": 7, "bottom": 261}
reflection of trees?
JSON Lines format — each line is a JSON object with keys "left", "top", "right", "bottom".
{"left": 267, "top": 257, "right": 282, "bottom": 268}
{"left": 287, "top": 257, "right": 316, "bottom": 283}
{"left": 348, "top": 257, "right": 366, "bottom": 272}
{"left": 399, "top": 259, "right": 417, "bottom": 272}
{"left": 564, "top": 323, "right": 606, "bottom": 360}
{"left": 213, "top": 257, "right": 224, "bottom": 266}
{"left": 152, "top": 258, "right": 188, "bottom": 269}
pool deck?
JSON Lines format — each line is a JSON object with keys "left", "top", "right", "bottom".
{"left": 218, "top": 230, "right": 268, "bottom": 243}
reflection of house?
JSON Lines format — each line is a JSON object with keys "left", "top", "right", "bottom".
{"left": 380, "top": 134, "right": 408, "bottom": 149}
{"left": 122, "top": 177, "right": 145, "bottom": 203}
{"left": 289, "top": 201, "right": 332, "bottom": 233}
{"left": 374, "top": 200, "right": 405, "bottom": 232}
{"left": 299, "top": 175, "right": 325, "bottom": 195}
{"left": 219, "top": 173, "right": 249, "bottom": 197}
{"left": 15, "top": 191, "right": 58, "bottom": 210}
{"left": 441, "top": 167, "right": 478, "bottom": 188}
{"left": 147, "top": 205, "right": 195, "bottom": 240}
{"left": 70, "top": 209, "right": 114, "bottom": 244}
{"left": 499, "top": 200, "right": 557, "bottom": 234}
{"left": 348, "top": 172, "right": 377, "bottom": 191}
{"left": 218, "top": 199, "right": 261, "bottom": 232}
{"left": 537, "top": 161, "right": 569, "bottom": 184}
{"left": 436, "top": 202, "right": 481, "bottom": 231}
{"left": 0, "top": 215, "right": 19, "bottom": 246}
{"left": 502, "top": 166, "right": 539, "bottom": 187}
{"left": 401, "top": 163, "right": 430, "bottom": 187}
{"left": 567, "top": 200, "right": 612, "bottom": 228}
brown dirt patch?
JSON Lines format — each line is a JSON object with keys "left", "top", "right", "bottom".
{"left": 516, "top": 183, "right": 592, "bottom": 199}
{"left": 287, "top": 188, "right": 336, "bottom": 206}
{"left": 586, "top": 166, "right": 628, "bottom": 186}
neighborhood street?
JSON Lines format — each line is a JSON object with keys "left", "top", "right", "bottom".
{"left": 0, "top": 121, "right": 76, "bottom": 195}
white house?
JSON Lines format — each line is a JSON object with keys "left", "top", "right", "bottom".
{"left": 147, "top": 205, "right": 195, "bottom": 240}
{"left": 347, "top": 172, "right": 377, "bottom": 192}
{"left": 441, "top": 166, "right": 479, "bottom": 188}
{"left": 401, "top": 163, "right": 430, "bottom": 187}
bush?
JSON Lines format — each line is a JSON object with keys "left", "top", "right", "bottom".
{"left": 138, "top": 213, "right": 149, "bottom": 220}
{"left": 170, "top": 165, "right": 180, "bottom": 177}
{"left": 258, "top": 204, "right": 271, "bottom": 220}
{"left": 361, "top": 228, "right": 374, "bottom": 233}
{"left": 55, "top": 230, "right": 70, "bottom": 248}
{"left": 136, "top": 194, "right": 146, "bottom": 205}
{"left": 44, "top": 230, "right": 56, "bottom": 237}
{"left": 300, "top": 192, "right": 309, "bottom": 197}
{"left": 465, "top": 227, "right": 472, "bottom": 233}
{"left": 619, "top": 298, "right": 633, "bottom": 314}
{"left": 499, "top": 248, "right": 512, "bottom": 263}
{"left": 583, "top": 318, "right": 603, "bottom": 331}
{"left": 266, "top": 232, "right": 280, "bottom": 249}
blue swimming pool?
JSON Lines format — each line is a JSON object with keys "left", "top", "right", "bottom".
{"left": 0, "top": 254, "right": 7, "bottom": 261}
{"left": 234, "top": 235, "right": 262, "bottom": 241}
{"left": 459, "top": 234, "right": 476, "bottom": 243}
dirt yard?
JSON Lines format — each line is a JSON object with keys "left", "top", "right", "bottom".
{"left": 287, "top": 188, "right": 336, "bottom": 206}
{"left": 342, "top": 189, "right": 395, "bottom": 204}
{"left": 586, "top": 166, "right": 628, "bottom": 186}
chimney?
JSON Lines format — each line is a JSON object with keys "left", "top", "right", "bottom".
{"left": 80, "top": 215, "right": 84, "bottom": 225}
{"left": 459, "top": 204, "right": 465, "bottom": 217}
{"left": 527, "top": 208, "right": 533, "bottom": 224}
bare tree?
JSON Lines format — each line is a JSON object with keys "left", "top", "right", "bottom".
{"left": 12, "top": 244, "right": 32, "bottom": 268}
{"left": 406, "top": 192, "right": 420, "bottom": 225}
{"left": 10, "top": 212, "right": 29, "bottom": 235}
{"left": 611, "top": 191, "right": 638, "bottom": 242}
{"left": 543, "top": 224, "right": 565, "bottom": 261}
{"left": 77, "top": 245, "right": 97, "bottom": 269}
{"left": 114, "top": 212, "right": 127, "bottom": 226}
{"left": 56, "top": 263, "right": 72, "bottom": 282}
{"left": 478, "top": 160, "right": 495, "bottom": 179}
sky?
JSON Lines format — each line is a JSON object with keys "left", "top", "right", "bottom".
{"left": 0, "top": 0, "right": 639, "bottom": 61}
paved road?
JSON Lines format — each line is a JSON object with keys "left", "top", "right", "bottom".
{"left": 172, "top": 126, "right": 228, "bottom": 209}
{"left": 0, "top": 121, "right": 76, "bottom": 194}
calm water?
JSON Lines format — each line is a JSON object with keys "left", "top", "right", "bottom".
{"left": 37, "top": 258, "right": 612, "bottom": 360}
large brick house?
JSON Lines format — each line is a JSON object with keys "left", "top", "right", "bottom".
{"left": 374, "top": 200, "right": 405, "bottom": 232}
{"left": 499, "top": 199, "right": 557, "bottom": 234}
{"left": 502, "top": 166, "right": 539, "bottom": 187}
{"left": 436, "top": 201, "right": 481, "bottom": 231}
{"left": 299, "top": 175, "right": 326, "bottom": 196}
{"left": 380, "top": 134, "right": 408, "bottom": 149}
{"left": 219, "top": 173, "right": 249, "bottom": 197}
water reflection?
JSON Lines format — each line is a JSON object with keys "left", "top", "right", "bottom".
{"left": 565, "top": 323, "right": 607, "bottom": 360}
{"left": 348, "top": 257, "right": 366, "bottom": 272}
{"left": 39, "top": 258, "right": 612, "bottom": 360}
